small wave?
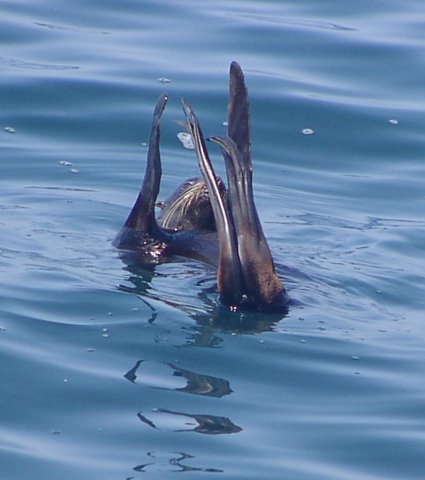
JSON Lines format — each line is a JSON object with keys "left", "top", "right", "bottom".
{"left": 34, "top": 22, "right": 111, "bottom": 36}
{"left": 0, "top": 56, "right": 79, "bottom": 71}
{"left": 218, "top": 11, "right": 356, "bottom": 32}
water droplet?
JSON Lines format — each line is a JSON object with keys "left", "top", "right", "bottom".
{"left": 302, "top": 128, "right": 314, "bottom": 135}
{"left": 177, "top": 132, "right": 194, "bottom": 149}
{"left": 351, "top": 355, "right": 360, "bottom": 361}
{"left": 158, "top": 77, "right": 171, "bottom": 83}
{"left": 388, "top": 119, "right": 399, "bottom": 125}
{"left": 4, "top": 126, "right": 15, "bottom": 134}
{"left": 222, "top": 121, "right": 228, "bottom": 127}
{"left": 59, "top": 160, "right": 72, "bottom": 166}
{"left": 69, "top": 168, "right": 79, "bottom": 174}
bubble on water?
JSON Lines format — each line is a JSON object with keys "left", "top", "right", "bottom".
{"left": 388, "top": 119, "right": 399, "bottom": 125}
{"left": 158, "top": 77, "right": 171, "bottom": 84}
{"left": 177, "top": 132, "right": 194, "bottom": 150}
{"left": 69, "top": 168, "right": 79, "bottom": 174}
{"left": 302, "top": 128, "right": 314, "bottom": 135}
{"left": 4, "top": 126, "right": 15, "bottom": 134}
{"left": 59, "top": 160, "right": 73, "bottom": 166}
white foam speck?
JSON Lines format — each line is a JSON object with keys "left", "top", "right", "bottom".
{"left": 302, "top": 128, "right": 314, "bottom": 136}
{"left": 177, "top": 132, "right": 194, "bottom": 150}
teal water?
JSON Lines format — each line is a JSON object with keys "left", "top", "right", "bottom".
{"left": 1, "top": 1, "right": 425, "bottom": 479}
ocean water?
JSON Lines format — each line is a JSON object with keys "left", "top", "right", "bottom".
{"left": 1, "top": 1, "right": 425, "bottom": 479}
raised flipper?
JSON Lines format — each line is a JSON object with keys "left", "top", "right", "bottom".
{"left": 113, "top": 93, "right": 169, "bottom": 250}
{"left": 182, "top": 98, "right": 244, "bottom": 308}
{"left": 186, "top": 62, "right": 287, "bottom": 310}
{"left": 114, "top": 63, "right": 288, "bottom": 310}
{"left": 227, "top": 61, "right": 251, "bottom": 168}
{"left": 212, "top": 62, "right": 286, "bottom": 308}
{"left": 209, "top": 135, "right": 286, "bottom": 308}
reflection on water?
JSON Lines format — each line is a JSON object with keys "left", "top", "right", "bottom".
{"left": 117, "top": 257, "right": 289, "bottom": 334}
{"left": 133, "top": 451, "right": 223, "bottom": 474}
{"left": 125, "top": 360, "right": 232, "bottom": 397}
{"left": 138, "top": 409, "right": 242, "bottom": 435}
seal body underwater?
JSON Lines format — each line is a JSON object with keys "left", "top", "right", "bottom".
{"left": 114, "top": 62, "right": 288, "bottom": 311}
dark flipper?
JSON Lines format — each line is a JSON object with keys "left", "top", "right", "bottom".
{"left": 213, "top": 62, "right": 286, "bottom": 309}
{"left": 114, "top": 93, "right": 169, "bottom": 249}
{"left": 182, "top": 98, "right": 244, "bottom": 307}
{"left": 227, "top": 61, "right": 251, "bottom": 169}
{"left": 222, "top": 62, "right": 287, "bottom": 308}
{"left": 209, "top": 135, "right": 286, "bottom": 308}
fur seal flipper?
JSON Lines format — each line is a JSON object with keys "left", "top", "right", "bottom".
{"left": 182, "top": 64, "right": 286, "bottom": 310}
{"left": 113, "top": 93, "right": 169, "bottom": 253}
{"left": 114, "top": 62, "right": 288, "bottom": 311}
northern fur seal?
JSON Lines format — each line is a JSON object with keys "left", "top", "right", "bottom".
{"left": 114, "top": 62, "right": 288, "bottom": 311}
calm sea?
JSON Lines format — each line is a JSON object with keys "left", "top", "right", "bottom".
{"left": 1, "top": 1, "right": 425, "bottom": 479}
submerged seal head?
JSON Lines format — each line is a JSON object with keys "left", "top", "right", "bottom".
{"left": 114, "top": 62, "right": 288, "bottom": 312}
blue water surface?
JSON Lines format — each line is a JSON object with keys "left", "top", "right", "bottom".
{"left": 1, "top": 1, "right": 425, "bottom": 479}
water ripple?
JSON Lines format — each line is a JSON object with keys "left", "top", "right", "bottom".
{"left": 0, "top": 56, "right": 79, "bottom": 70}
